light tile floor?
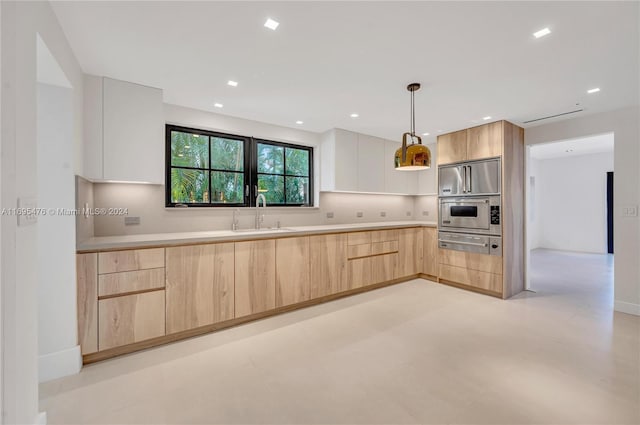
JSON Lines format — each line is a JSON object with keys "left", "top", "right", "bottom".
{"left": 40, "top": 249, "right": 640, "bottom": 424}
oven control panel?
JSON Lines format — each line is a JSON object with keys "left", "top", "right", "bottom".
{"left": 490, "top": 205, "right": 500, "bottom": 225}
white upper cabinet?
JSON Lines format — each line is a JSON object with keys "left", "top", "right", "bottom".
{"left": 83, "top": 75, "right": 164, "bottom": 184}
{"left": 357, "top": 134, "right": 385, "bottom": 193}
{"left": 320, "top": 128, "right": 422, "bottom": 195}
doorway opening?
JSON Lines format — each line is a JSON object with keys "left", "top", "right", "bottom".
{"left": 525, "top": 133, "right": 614, "bottom": 305}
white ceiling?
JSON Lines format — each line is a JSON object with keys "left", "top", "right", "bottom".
{"left": 530, "top": 133, "right": 614, "bottom": 160}
{"left": 51, "top": 1, "right": 639, "bottom": 142}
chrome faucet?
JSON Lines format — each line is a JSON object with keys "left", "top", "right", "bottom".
{"left": 255, "top": 194, "right": 266, "bottom": 229}
{"left": 232, "top": 208, "right": 240, "bottom": 231}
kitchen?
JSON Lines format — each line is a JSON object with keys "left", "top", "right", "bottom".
{"left": 2, "top": 1, "right": 639, "bottom": 424}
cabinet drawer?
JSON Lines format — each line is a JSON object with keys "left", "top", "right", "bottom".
{"left": 347, "top": 232, "right": 372, "bottom": 246}
{"left": 98, "top": 290, "right": 165, "bottom": 350}
{"left": 98, "top": 248, "right": 165, "bottom": 274}
{"left": 347, "top": 243, "right": 372, "bottom": 259}
{"left": 98, "top": 268, "right": 165, "bottom": 297}
{"left": 371, "top": 230, "right": 399, "bottom": 243}
{"left": 439, "top": 264, "right": 502, "bottom": 294}
{"left": 371, "top": 253, "right": 397, "bottom": 284}
{"left": 439, "top": 249, "right": 502, "bottom": 274}
{"left": 371, "top": 240, "right": 399, "bottom": 255}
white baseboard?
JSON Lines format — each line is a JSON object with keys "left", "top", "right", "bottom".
{"left": 35, "top": 411, "right": 47, "bottom": 425}
{"left": 38, "top": 345, "right": 82, "bottom": 383}
{"left": 614, "top": 300, "right": 640, "bottom": 316}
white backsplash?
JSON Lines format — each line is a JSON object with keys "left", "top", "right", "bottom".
{"left": 78, "top": 181, "right": 438, "bottom": 238}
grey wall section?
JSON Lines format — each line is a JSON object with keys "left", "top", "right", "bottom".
{"left": 1, "top": 1, "right": 83, "bottom": 422}
{"left": 525, "top": 106, "right": 640, "bottom": 315}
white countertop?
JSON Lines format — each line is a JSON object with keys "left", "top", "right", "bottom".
{"left": 77, "top": 221, "right": 438, "bottom": 251}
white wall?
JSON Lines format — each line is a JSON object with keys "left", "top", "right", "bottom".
{"left": 525, "top": 106, "right": 640, "bottom": 316}
{"left": 1, "top": 1, "right": 83, "bottom": 422}
{"left": 531, "top": 151, "right": 613, "bottom": 253}
{"left": 37, "top": 83, "right": 80, "bottom": 382}
{"left": 90, "top": 186, "right": 417, "bottom": 236}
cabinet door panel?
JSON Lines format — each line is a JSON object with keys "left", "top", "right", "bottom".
{"left": 276, "top": 237, "right": 310, "bottom": 307}
{"left": 396, "top": 228, "right": 423, "bottom": 277}
{"left": 98, "top": 290, "right": 165, "bottom": 350}
{"left": 310, "top": 234, "right": 348, "bottom": 298}
{"left": 77, "top": 253, "right": 98, "bottom": 355}
{"left": 422, "top": 228, "right": 438, "bottom": 277}
{"left": 437, "top": 129, "right": 467, "bottom": 165}
{"left": 165, "top": 243, "right": 234, "bottom": 334}
{"left": 439, "top": 264, "right": 502, "bottom": 294}
{"left": 103, "top": 78, "right": 164, "bottom": 183}
{"left": 467, "top": 121, "right": 502, "bottom": 161}
{"left": 371, "top": 253, "right": 397, "bottom": 284}
{"left": 348, "top": 257, "right": 372, "bottom": 289}
{"left": 357, "top": 134, "right": 385, "bottom": 192}
{"left": 235, "top": 240, "right": 276, "bottom": 317}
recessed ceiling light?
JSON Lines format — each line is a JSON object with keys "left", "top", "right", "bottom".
{"left": 587, "top": 88, "right": 600, "bottom": 94}
{"left": 264, "top": 18, "right": 279, "bottom": 30}
{"left": 437, "top": 129, "right": 443, "bottom": 133}
{"left": 422, "top": 132, "right": 430, "bottom": 136}
{"left": 227, "top": 80, "right": 238, "bottom": 87}
{"left": 296, "top": 120, "right": 304, "bottom": 125}
{"left": 483, "top": 116, "right": 492, "bottom": 120}
{"left": 350, "top": 113, "right": 359, "bottom": 118}
{"left": 214, "top": 103, "right": 223, "bottom": 108}
{"left": 533, "top": 27, "right": 551, "bottom": 38}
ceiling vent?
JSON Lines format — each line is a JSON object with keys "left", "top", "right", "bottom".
{"left": 522, "top": 109, "right": 584, "bottom": 124}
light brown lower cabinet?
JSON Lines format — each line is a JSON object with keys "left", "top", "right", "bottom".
{"left": 438, "top": 248, "right": 503, "bottom": 295}
{"left": 165, "top": 243, "right": 234, "bottom": 334}
{"left": 371, "top": 253, "right": 397, "bottom": 284}
{"left": 235, "top": 239, "right": 276, "bottom": 317}
{"left": 98, "top": 290, "right": 166, "bottom": 351}
{"left": 422, "top": 227, "right": 438, "bottom": 277}
{"left": 348, "top": 257, "right": 373, "bottom": 288}
{"left": 77, "top": 253, "right": 98, "bottom": 355}
{"left": 309, "top": 234, "right": 348, "bottom": 297}
{"left": 275, "top": 237, "right": 310, "bottom": 307}
{"left": 396, "top": 228, "right": 423, "bottom": 278}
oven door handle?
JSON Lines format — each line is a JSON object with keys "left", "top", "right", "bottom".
{"left": 462, "top": 166, "right": 467, "bottom": 193}
{"left": 466, "top": 165, "right": 472, "bottom": 192}
{"left": 442, "top": 199, "right": 489, "bottom": 204}
{"left": 438, "top": 239, "right": 488, "bottom": 247}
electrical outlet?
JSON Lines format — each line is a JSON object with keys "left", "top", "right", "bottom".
{"left": 406, "top": 211, "right": 412, "bottom": 217}
{"left": 124, "top": 216, "right": 141, "bottom": 225}
{"left": 623, "top": 206, "right": 638, "bottom": 217}
{"left": 356, "top": 211, "right": 363, "bottom": 218}
{"left": 380, "top": 211, "right": 386, "bottom": 217}
{"left": 326, "top": 212, "right": 334, "bottom": 219}
{"left": 422, "top": 210, "right": 429, "bottom": 216}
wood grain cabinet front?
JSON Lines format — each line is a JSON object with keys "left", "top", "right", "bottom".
{"left": 275, "top": 237, "right": 310, "bottom": 307}
{"left": 98, "top": 248, "right": 164, "bottom": 274}
{"left": 309, "top": 234, "right": 348, "bottom": 297}
{"left": 467, "top": 121, "right": 502, "bottom": 161}
{"left": 396, "top": 228, "right": 423, "bottom": 278}
{"left": 422, "top": 227, "right": 438, "bottom": 278}
{"left": 235, "top": 240, "right": 276, "bottom": 317}
{"left": 437, "top": 129, "right": 467, "bottom": 165}
{"left": 98, "top": 290, "right": 165, "bottom": 351}
{"left": 165, "top": 243, "right": 234, "bottom": 334}
{"left": 77, "top": 253, "right": 98, "bottom": 355}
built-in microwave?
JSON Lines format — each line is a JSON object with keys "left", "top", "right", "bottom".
{"left": 439, "top": 195, "right": 501, "bottom": 235}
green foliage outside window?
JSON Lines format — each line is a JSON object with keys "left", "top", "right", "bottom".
{"left": 167, "top": 126, "right": 312, "bottom": 207}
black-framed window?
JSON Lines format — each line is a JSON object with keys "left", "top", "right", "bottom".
{"left": 166, "top": 125, "right": 313, "bottom": 207}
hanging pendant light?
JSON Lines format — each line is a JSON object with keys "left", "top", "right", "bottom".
{"left": 394, "top": 83, "right": 431, "bottom": 170}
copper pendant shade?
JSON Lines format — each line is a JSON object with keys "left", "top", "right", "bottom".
{"left": 394, "top": 83, "right": 431, "bottom": 170}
